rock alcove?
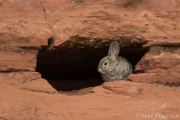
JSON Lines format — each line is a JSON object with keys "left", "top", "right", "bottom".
{"left": 36, "top": 36, "right": 149, "bottom": 91}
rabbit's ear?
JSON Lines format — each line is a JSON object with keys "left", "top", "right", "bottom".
{"left": 108, "top": 41, "right": 120, "bottom": 57}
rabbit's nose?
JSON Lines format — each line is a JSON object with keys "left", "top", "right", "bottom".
{"left": 98, "top": 68, "right": 102, "bottom": 73}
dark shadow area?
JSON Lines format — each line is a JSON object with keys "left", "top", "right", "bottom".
{"left": 36, "top": 39, "right": 149, "bottom": 91}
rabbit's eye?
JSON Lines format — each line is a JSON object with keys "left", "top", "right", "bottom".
{"left": 104, "top": 62, "right": 108, "bottom": 65}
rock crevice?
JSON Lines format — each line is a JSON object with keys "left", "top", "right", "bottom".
{"left": 0, "top": 0, "right": 180, "bottom": 119}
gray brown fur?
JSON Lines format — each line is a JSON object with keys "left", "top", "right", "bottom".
{"left": 97, "top": 41, "right": 132, "bottom": 82}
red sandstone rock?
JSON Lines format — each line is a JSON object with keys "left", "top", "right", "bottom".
{"left": 128, "top": 46, "right": 180, "bottom": 85}
{"left": 0, "top": 0, "right": 180, "bottom": 119}
{"left": 0, "top": 81, "right": 179, "bottom": 120}
{"left": 0, "top": 46, "right": 39, "bottom": 71}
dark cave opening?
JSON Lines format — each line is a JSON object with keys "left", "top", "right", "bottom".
{"left": 36, "top": 40, "right": 149, "bottom": 91}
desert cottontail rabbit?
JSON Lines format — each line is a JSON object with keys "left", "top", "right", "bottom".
{"left": 97, "top": 41, "right": 133, "bottom": 82}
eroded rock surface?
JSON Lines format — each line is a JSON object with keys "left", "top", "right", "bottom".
{"left": 0, "top": 0, "right": 180, "bottom": 119}
{"left": 0, "top": 81, "right": 180, "bottom": 120}
{"left": 128, "top": 46, "right": 180, "bottom": 85}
